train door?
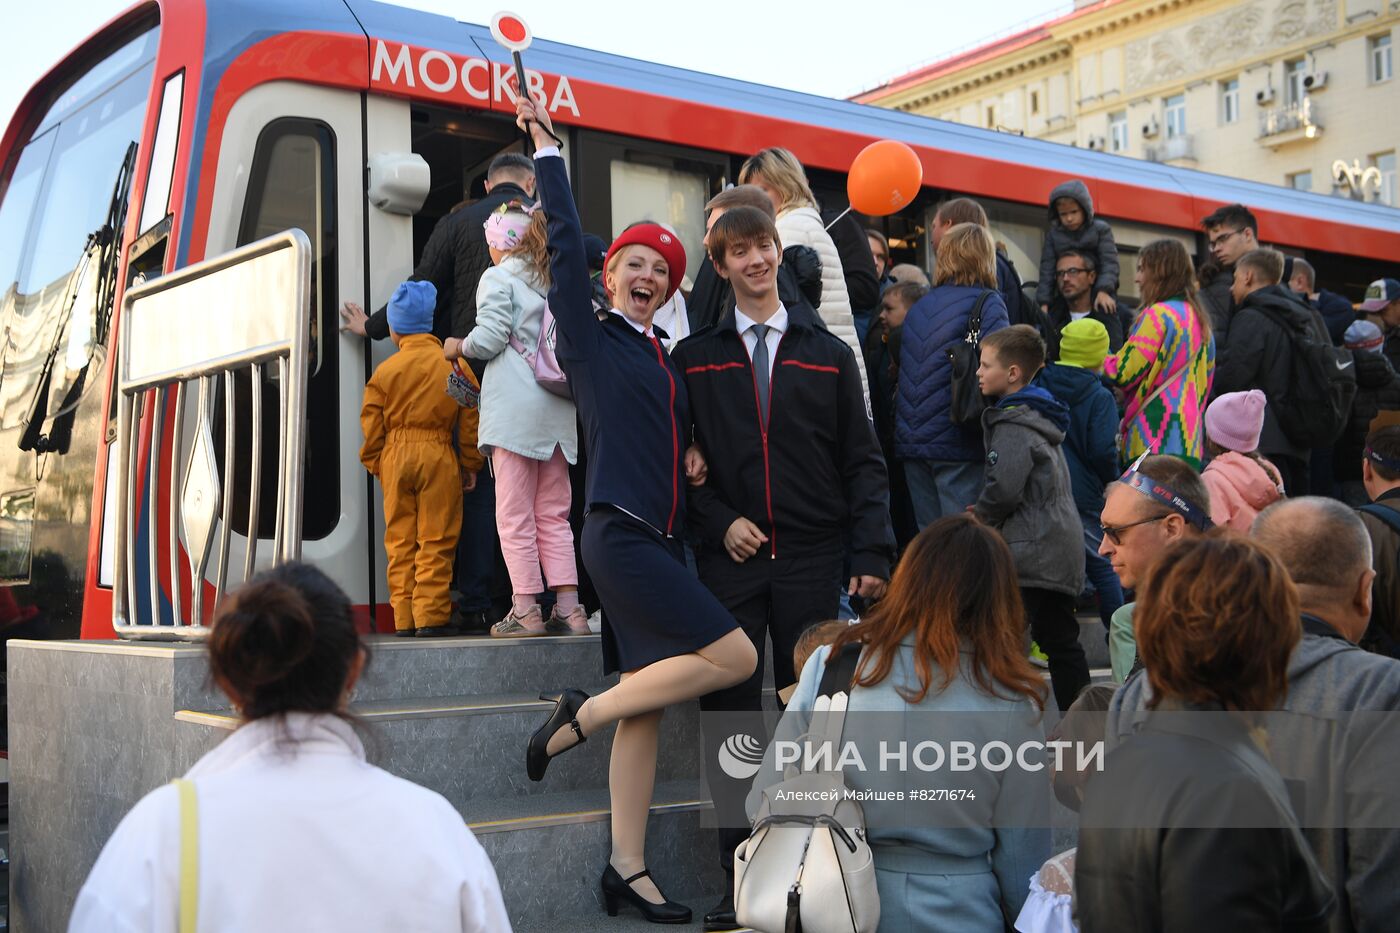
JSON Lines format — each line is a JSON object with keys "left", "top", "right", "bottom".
{"left": 198, "top": 82, "right": 377, "bottom": 618}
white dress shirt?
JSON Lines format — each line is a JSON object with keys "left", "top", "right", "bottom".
{"left": 734, "top": 303, "right": 788, "bottom": 380}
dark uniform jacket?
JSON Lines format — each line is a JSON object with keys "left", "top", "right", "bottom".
{"left": 673, "top": 301, "right": 894, "bottom": 579}
{"left": 1043, "top": 296, "right": 1135, "bottom": 362}
{"left": 535, "top": 155, "right": 689, "bottom": 538}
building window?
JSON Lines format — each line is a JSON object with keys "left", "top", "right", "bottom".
{"left": 1285, "top": 59, "right": 1308, "bottom": 105}
{"left": 1288, "top": 171, "right": 1313, "bottom": 192}
{"left": 1164, "top": 94, "right": 1186, "bottom": 139}
{"left": 1030, "top": 90, "right": 1040, "bottom": 115}
{"left": 1109, "top": 111, "right": 1128, "bottom": 152}
{"left": 1221, "top": 78, "right": 1240, "bottom": 124}
{"left": 1373, "top": 151, "right": 1397, "bottom": 206}
{"left": 1372, "top": 34, "right": 1394, "bottom": 84}
{"left": 986, "top": 105, "right": 996, "bottom": 128}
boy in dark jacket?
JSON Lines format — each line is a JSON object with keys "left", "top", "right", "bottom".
{"left": 1036, "top": 180, "right": 1120, "bottom": 314}
{"left": 865, "top": 281, "right": 926, "bottom": 550}
{"left": 975, "top": 324, "right": 1090, "bottom": 712}
{"left": 674, "top": 206, "right": 894, "bottom": 927}
{"left": 1037, "top": 319, "right": 1124, "bottom": 629}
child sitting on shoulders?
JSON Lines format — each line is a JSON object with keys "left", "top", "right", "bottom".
{"left": 1201, "top": 389, "right": 1284, "bottom": 531}
{"left": 1036, "top": 180, "right": 1120, "bottom": 316}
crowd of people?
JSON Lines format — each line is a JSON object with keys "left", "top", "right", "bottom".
{"left": 69, "top": 88, "right": 1400, "bottom": 933}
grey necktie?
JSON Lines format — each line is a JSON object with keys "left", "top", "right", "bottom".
{"left": 751, "top": 324, "right": 771, "bottom": 424}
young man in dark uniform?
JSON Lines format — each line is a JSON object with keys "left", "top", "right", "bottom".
{"left": 673, "top": 207, "right": 894, "bottom": 930}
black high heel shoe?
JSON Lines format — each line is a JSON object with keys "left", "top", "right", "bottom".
{"left": 601, "top": 863, "right": 692, "bottom": 924}
{"left": 526, "top": 688, "right": 589, "bottom": 782}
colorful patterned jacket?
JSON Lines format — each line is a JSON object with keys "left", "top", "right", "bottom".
{"left": 1104, "top": 298, "right": 1216, "bottom": 469}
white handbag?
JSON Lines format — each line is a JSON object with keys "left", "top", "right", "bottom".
{"left": 734, "top": 643, "right": 880, "bottom": 933}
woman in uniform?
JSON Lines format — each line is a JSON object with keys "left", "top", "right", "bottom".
{"left": 514, "top": 94, "right": 756, "bottom": 925}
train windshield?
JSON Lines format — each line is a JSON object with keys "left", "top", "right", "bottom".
{"left": 0, "top": 26, "right": 157, "bottom": 438}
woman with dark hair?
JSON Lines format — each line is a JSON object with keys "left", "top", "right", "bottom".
{"left": 750, "top": 514, "right": 1051, "bottom": 931}
{"left": 70, "top": 563, "right": 510, "bottom": 931}
{"left": 1075, "top": 534, "right": 1335, "bottom": 931}
{"left": 511, "top": 95, "right": 756, "bottom": 924}
{"left": 1105, "top": 238, "right": 1215, "bottom": 468}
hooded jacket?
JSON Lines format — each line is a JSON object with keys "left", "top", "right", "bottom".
{"left": 1214, "top": 284, "right": 1333, "bottom": 460}
{"left": 1201, "top": 451, "right": 1284, "bottom": 531}
{"left": 895, "top": 285, "right": 1010, "bottom": 462}
{"left": 1107, "top": 619, "right": 1400, "bottom": 933}
{"left": 973, "top": 386, "right": 1086, "bottom": 594}
{"left": 1037, "top": 364, "right": 1119, "bottom": 516}
{"left": 1036, "top": 181, "right": 1121, "bottom": 307}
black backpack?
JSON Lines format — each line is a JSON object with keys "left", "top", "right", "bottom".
{"left": 1270, "top": 301, "right": 1357, "bottom": 448}
{"left": 998, "top": 255, "right": 1049, "bottom": 338}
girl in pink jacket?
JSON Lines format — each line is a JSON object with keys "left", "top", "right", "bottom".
{"left": 1201, "top": 390, "right": 1285, "bottom": 531}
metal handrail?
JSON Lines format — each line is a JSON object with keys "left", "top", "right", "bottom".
{"left": 112, "top": 229, "right": 312, "bottom": 640}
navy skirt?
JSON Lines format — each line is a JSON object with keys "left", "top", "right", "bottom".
{"left": 582, "top": 507, "right": 738, "bottom": 675}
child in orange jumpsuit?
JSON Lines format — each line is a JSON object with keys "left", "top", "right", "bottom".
{"left": 360, "top": 280, "right": 484, "bottom": 636}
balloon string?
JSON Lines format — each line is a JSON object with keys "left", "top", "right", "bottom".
{"left": 823, "top": 206, "right": 853, "bottom": 231}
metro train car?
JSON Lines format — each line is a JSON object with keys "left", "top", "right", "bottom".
{"left": 0, "top": 0, "right": 1398, "bottom": 732}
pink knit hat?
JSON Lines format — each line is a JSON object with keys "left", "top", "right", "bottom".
{"left": 1205, "top": 390, "right": 1267, "bottom": 453}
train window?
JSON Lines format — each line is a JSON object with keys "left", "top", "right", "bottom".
{"left": 575, "top": 131, "right": 728, "bottom": 286}
{"left": 228, "top": 119, "right": 339, "bottom": 541}
{"left": 0, "top": 130, "right": 52, "bottom": 296}
{"left": 0, "top": 64, "right": 150, "bottom": 433}
{"left": 138, "top": 71, "right": 184, "bottom": 235}
{"left": 608, "top": 162, "right": 707, "bottom": 280}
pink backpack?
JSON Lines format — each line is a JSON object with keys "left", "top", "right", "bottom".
{"left": 508, "top": 300, "right": 571, "bottom": 398}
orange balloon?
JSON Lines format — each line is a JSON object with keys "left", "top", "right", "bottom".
{"left": 847, "top": 140, "right": 924, "bottom": 216}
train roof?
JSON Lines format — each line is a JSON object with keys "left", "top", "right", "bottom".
{"left": 11, "top": 0, "right": 1400, "bottom": 264}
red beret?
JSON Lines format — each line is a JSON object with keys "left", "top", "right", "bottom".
{"left": 603, "top": 224, "right": 687, "bottom": 302}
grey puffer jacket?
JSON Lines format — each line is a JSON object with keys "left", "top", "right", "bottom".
{"left": 973, "top": 386, "right": 1085, "bottom": 595}
{"left": 1107, "top": 619, "right": 1400, "bottom": 933}
{"left": 1036, "top": 180, "right": 1120, "bottom": 306}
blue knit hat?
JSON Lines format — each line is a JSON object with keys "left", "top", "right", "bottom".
{"left": 387, "top": 280, "right": 436, "bottom": 335}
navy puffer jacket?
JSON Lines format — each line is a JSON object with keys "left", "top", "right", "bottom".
{"left": 895, "top": 285, "right": 1009, "bottom": 462}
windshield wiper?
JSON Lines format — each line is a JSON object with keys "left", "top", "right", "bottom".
{"left": 20, "top": 140, "right": 136, "bottom": 455}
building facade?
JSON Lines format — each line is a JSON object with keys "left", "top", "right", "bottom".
{"left": 855, "top": 0, "right": 1399, "bottom": 207}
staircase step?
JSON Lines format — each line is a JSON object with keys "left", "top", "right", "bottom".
{"left": 471, "top": 780, "right": 725, "bottom": 931}
{"left": 175, "top": 694, "right": 705, "bottom": 808}
{"left": 350, "top": 633, "right": 617, "bottom": 704}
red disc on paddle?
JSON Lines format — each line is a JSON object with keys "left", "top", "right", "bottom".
{"left": 490, "top": 12, "right": 533, "bottom": 52}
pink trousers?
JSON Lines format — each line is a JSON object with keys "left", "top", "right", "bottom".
{"left": 492, "top": 447, "right": 578, "bottom": 594}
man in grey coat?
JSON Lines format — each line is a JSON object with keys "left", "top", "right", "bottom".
{"left": 1108, "top": 497, "right": 1400, "bottom": 933}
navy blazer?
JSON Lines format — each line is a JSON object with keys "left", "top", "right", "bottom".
{"left": 535, "top": 153, "right": 690, "bottom": 537}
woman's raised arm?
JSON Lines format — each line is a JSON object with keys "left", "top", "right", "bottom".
{"left": 517, "top": 94, "right": 597, "bottom": 360}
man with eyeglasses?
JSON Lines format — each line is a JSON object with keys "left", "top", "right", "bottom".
{"left": 1097, "top": 454, "right": 1213, "bottom": 683}
{"left": 1044, "top": 250, "right": 1135, "bottom": 363}
{"left": 1199, "top": 203, "right": 1260, "bottom": 348}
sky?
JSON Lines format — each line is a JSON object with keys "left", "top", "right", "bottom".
{"left": 2, "top": 0, "right": 1067, "bottom": 133}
